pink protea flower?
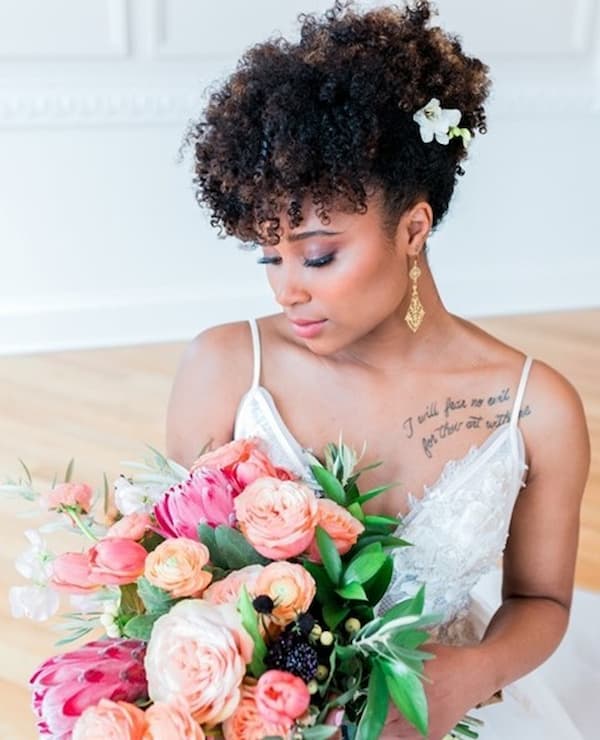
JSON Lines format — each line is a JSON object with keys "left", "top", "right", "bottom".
{"left": 153, "top": 467, "right": 239, "bottom": 539}
{"left": 29, "top": 638, "right": 147, "bottom": 738}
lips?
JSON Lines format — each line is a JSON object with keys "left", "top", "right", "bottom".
{"left": 289, "top": 318, "right": 325, "bottom": 326}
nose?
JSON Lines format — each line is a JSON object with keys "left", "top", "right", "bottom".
{"left": 272, "top": 265, "right": 311, "bottom": 308}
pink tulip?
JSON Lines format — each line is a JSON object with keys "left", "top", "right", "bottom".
{"left": 29, "top": 638, "right": 147, "bottom": 738}
{"left": 153, "top": 467, "right": 238, "bottom": 539}
{"left": 88, "top": 538, "right": 147, "bottom": 585}
{"left": 50, "top": 552, "right": 99, "bottom": 594}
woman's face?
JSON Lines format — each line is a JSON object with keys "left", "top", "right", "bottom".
{"left": 257, "top": 190, "right": 431, "bottom": 355}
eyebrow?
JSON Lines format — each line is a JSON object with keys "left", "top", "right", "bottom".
{"left": 286, "top": 229, "right": 344, "bottom": 242}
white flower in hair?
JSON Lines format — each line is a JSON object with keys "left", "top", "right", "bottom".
{"left": 413, "top": 97, "right": 471, "bottom": 148}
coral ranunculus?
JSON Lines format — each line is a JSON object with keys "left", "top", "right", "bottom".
{"left": 304, "top": 498, "right": 365, "bottom": 562}
{"left": 29, "top": 638, "right": 147, "bottom": 738}
{"left": 145, "top": 600, "right": 253, "bottom": 727}
{"left": 106, "top": 513, "right": 151, "bottom": 541}
{"left": 153, "top": 467, "right": 238, "bottom": 539}
{"left": 144, "top": 696, "right": 206, "bottom": 739}
{"left": 144, "top": 537, "right": 212, "bottom": 598}
{"left": 72, "top": 699, "right": 146, "bottom": 739}
{"left": 222, "top": 682, "right": 292, "bottom": 740}
{"left": 254, "top": 562, "right": 316, "bottom": 625}
{"left": 190, "top": 437, "right": 296, "bottom": 489}
{"left": 88, "top": 538, "right": 147, "bottom": 585}
{"left": 234, "top": 477, "right": 319, "bottom": 559}
{"left": 256, "top": 670, "right": 310, "bottom": 725}
{"left": 40, "top": 481, "right": 93, "bottom": 513}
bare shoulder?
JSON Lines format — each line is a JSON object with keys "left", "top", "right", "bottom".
{"left": 523, "top": 357, "right": 591, "bottom": 477}
{"left": 165, "top": 320, "right": 255, "bottom": 469}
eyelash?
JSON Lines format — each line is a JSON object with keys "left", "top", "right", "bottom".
{"left": 257, "top": 253, "right": 336, "bottom": 268}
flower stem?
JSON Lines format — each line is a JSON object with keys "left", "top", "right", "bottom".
{"left": 65, "top": 506, "right": 99, "bottom": 542}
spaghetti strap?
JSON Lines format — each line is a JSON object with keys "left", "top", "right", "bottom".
{"left": 247, "top": 318, "right": 261, "bottom": 390}
{"left": 510, "top": 355, "right": 533, "bottom": 430}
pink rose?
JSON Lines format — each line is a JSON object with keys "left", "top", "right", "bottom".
{"left": 234, "top": 477, "right": 319, "bottom": 559}
{"left": 88, "top": 538, "right": 147, "bottom": 585}
{"left": 144, "top": 696, "right": 205, "bottom": 739}
{"left": 153, "top": 468, "right": 238, "bottom": 539}
{"left": 304, "top": 499, "right": 365, "bottom": 562}
{"left": 145, "top": 600, "right": 254, "bottom": 727}
{"left": 72, "top": 699, "right": 146, "bottom": 739}
{"left": 190, "top": 437, "right": 296, "bottom": 489}
{"left": 41, "top": 482, "right": 93, "bottom": 513}
{"left": 50, "top": 552, "right": 99, "bottom": 594}
{"left": 202, "top": 564, "right": 264, "bottom": 605}
{"left": 256, "top": 670, "right": 310, "bottom": 725}
{"left": 29, "top": 638, "right": 147, "bottom": 738}
{"left": 106, "top": 513, "right": 151, "bottom": 540}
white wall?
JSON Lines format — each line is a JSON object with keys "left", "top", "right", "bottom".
{"left": 1, "top": 0, "right": 599, "bottom": 355}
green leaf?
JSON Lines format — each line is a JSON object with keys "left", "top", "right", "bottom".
{"left": 356, "top": 534, "right": 412, "bottom": 550}
{"left": 343, "top": 543, "right": 386, "bottom": 585}
{"left": 236, "top": 584, "right": 267, "bottom": 677}
{"left": 17, "top": 458, "right": 33, "bottom": 485}
{"left": 316, "top": 525, "right": 342, "bottom": 585}
{"left": 302, "top": 559, "right": 337, "bottom": 604}
{"left": 214, "top": 524, "right": 270, "bottom": 569}
{"left": 355, "top": 482, "right": 401, "bottom": 506}
{"left": 347, "top": 501, "right": 364, "bottom": 521}
{"left": 122, "top": 613, "right": 161, "bottom": 640}
{"left": 356, "top": 659, "right": 389, "bottom": 740}
{"left": 363, "top": 514, "right": 400, "bottom": 531}
{"left": 197, "top": 523, "right": 228, "bottom": 569}
{"left": 322, "top": 603, "right": 350, "bottom": 631}
{"left": 380, "top": 584, "right": 426, "bottom": 625}
{"left": 362, "top": 555, "right": 394, "bottom": 603}
{"left": 378, "top": 657, "right": 429, "bottom": 737}
{"left": 64, "top": 458, "right": 75, "bottom": 483}
{"left": 136, "top": 576, "right": 175, "bottom": 615}
{"left": 309, "top": 465, "right": 347, "bottom": 506}
{"left": 336, "top": 581, "right": 367, "bottom": 601}
{"left": 300, "top": 727, "right": 339, "bottom": 739}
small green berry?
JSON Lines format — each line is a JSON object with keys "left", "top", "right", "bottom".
{"left": 344, "top": 617, "right": 361, "bottom": 634}
{"left": 307, "top": 679, "right": 319, "bottom": 694}
{"left": 316, "top": 664, "right": 329, "bottom": 681}
{"left": 320, "top": 630, "right": 334, "bottom": 646}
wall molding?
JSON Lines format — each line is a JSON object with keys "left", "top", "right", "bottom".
{"left": 2, "top": 259, "right": 598, "bottom": 355}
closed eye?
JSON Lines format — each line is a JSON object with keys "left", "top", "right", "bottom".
{"left": 257, "top": 253, "right": 336, "bottom": 268}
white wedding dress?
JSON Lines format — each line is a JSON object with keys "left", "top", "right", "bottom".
{"left": 233, "top": 317, "right": 599, "bottom": 739}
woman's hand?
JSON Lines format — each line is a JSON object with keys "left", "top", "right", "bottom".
{"left": 380, "top": 642, "right": 487, "bottom": 740}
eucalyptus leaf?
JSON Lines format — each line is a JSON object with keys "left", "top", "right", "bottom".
{"left": 214, "top": 525, "right": 270, "bottom": 569}
{"left": 197, "top": 522, "right": 229, "bottom": 569}
{"left": 64, "top": 458, "right": 75, "bottom": 483}
{"left": 122, "top": 613, "right": 161, "bottom": 640}
{"left": 299, "top": 727, "right": 340, "bottom": 739}
{"left": 136, "top": 576, "right": 175, "bottom": 615}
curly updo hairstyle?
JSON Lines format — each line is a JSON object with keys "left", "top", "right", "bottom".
{"left": 182, "top": 0, "right": 492, "bottom": 249}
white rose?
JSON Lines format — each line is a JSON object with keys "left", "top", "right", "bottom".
{"left": 145, "top": 599, "right": 254, "bottom": 726}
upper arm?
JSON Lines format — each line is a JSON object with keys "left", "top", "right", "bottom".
{"left": 502, "top": 360, "right": 591, "bottom": 611}
{"left": 165, "top": 322, "right": 252, "bottom": 470}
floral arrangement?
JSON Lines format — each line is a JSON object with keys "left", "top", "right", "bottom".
{"left": 6, "top": 436, "right": 483, "bottom": 739}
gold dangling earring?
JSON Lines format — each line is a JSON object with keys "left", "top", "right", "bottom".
{"left": 404, "top": 254, "right": 425, "bottom": 333}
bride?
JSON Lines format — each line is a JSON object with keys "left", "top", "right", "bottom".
{"left": 167, "top": 1, "right": 594, "bottom": 737}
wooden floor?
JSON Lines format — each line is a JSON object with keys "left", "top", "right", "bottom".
{"left": 0, "top": 308, "right": 598, "bottom": 739}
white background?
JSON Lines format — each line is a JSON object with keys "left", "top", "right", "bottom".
{"left": 1, "top": 0, "right": 599, "bottom": 355}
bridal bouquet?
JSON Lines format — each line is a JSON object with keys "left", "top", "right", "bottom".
{"left": 6, "top": 436, "right": 483, "bottom": 739}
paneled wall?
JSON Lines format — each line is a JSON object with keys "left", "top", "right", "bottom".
{"left": 1, "top": 0, "right": 599, "bottom": 355}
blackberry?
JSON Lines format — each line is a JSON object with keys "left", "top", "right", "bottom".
{"left": 265, "top": 630, "right": 319, "bottom": 682}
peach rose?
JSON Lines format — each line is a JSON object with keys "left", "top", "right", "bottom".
{"left": 222, "top": 682, "right": 292, "bottom": 740}
{"left": 41, "top": 482, "right": 93, "bottom": 513}
{"left": 256, "top": 670, "right": 310, "bottom": 725}
{"left": 106, "top": 513, "right": 151, "bottom": 541}
{"left": 88, "top": 538, "right": 147, "bottom": 585}
{"left": 234, "top": 477, "right": 319, "bottom": 559}
{"left": 304, "top": 498, "right": 365, "bottom": 562}
{"left": 190, "top": 437, "right": 295, "bottom": 489}
{"left": 144, "top": 538, "right": 212, "bottom": 598}
{"left": 145, "top": 599, "right": 254, "bottom": 727}
{"left": 50, "top": 552, "right": 99, "bottom": 594}
{"left": 72, "top": 699, "right": 146, "bottom": 739}
{"left": 202, "top": 564, "right": 264, "bottom": 605}
{"left": 254, "top": 562, "right": 316, "bottom": 624}
{"left": 144, "top": 696, "right": 205, "bottom": 739}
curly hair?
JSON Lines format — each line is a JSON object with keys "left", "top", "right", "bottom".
{"left": 181, "top": 0, "right": 492, "bottom": 248}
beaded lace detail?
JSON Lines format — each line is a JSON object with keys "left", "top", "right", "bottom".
{"left": 234, "top": 318, "right": 532, "bottom": 645}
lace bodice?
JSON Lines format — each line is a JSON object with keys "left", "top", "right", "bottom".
{"left": 234, "top": 318, "right": 532, "bottom": 643}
